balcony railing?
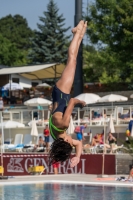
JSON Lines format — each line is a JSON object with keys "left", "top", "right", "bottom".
{"left": 0, "top": 104, "right": 132, "bottom": 127}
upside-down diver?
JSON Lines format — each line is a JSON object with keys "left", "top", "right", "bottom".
{"left": 49, "top": 20, "right": 87, "bottom": 168}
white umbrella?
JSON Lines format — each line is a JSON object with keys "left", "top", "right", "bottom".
{"left": 106, "top": 115, "right": 115, "bottom": 134}
{"left": 2, "top": 83, "right": 23, "bottom": 90}
{"left": 98, "top": 94, "right": 128, "bottom": 103}
{"left": 0, "top": 120, "right": 25, "bottom": 149}
{"left": 75, "top": 93, "right": 101, "bottom": 104}
{"left": 98, "top": 94, "right": 128, "bottom": 114}
{"left": 74, "top": 93, "right": 101, "bottom": 124}
{"left": 66, "top": 116, "right": 75, "bottom": 135}
{"left": 24, "top": 98, "right": 52, "bottom": 120}
{"left": 130, "top": 94, "right": 133, "bottom": 98}
{"left": 31, "top": 119, "right": 38, "bottom": 137}
{"left": 36, "top": 83, "right": 51, "bottom": 88}
{"left": 0, "top": 121, "right": 25, "bottom": 128}
{"left": 24, "top": 98, "right": 52, "bottom": 106}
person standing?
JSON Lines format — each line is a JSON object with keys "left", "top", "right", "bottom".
{"left": 52, "top": 162, "right": 60, "bottom": 175}
{"left": 75, "top": 123, "right": 87, "bottom": 142}
{"left": 44, "top": 125, "right": 50, "bottom": 153}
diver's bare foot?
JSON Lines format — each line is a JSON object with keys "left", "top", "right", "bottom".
{"left": 80, "top": 21, "right": 87, "bottom": 39}
{"left": 71, "top": 27, "right": 77, "bottom": 34}
{"left": 71, "top": 20, "right": 84, "bottom": 35}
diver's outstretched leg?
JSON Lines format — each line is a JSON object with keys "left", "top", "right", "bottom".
{"left": 56, "top": 20, "right": 87, "bottom": 94}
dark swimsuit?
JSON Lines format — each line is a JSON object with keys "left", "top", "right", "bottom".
{"left": 108, "top": 138, "right": 116, "bottom": 144}
{"left": 49, "top": 85, "right": 70, "bottom": 140}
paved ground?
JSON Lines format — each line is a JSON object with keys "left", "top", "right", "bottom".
{"left": 0, "top": 174, "right": 133, "bottom": 187}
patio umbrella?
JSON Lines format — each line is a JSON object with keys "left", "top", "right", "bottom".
{"left": 0, "top": 121, "right": 25, "bottom": 128}
{"left": 130, "top": 94, "right": 133, "bottom": 98}
{"left": 30, "top": 119, "right": 38, "bottom": 143}
{"left": 97, "top": 94, "right": 128, "bottom": 114}
{"left": 31, "top": 119, "right": 38, "bottom": 137}
{"left": 24, "top": 98, "right": 52, "bottom": 120}
{"left": 74, "top": 93, "right": 101, "bottom": 124}
{"left": 66, "top": 116, "right": 75, "bottom": 135}
{"left": 24, "top": 97, "right": 52, "bottom": 106}
{"left": 97, "top": 94, "right": 128, "bottom": 103}
{"left": 0, "top": 120, "right": 25, "bottom": 151}
{"left": 36, "top": 83, "right": 51, "bottom": 88}
{"left": 75, "top": 93, "right": 101, "bottom": 104}
{"left": 2, "top": 83, "right": 23, "bottom": 90}
{"left": 106, "top": 115, "right": 115, "bottom": 134}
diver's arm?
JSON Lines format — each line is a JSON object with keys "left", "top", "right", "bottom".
{"left": 62, "top": 98, "right": 86, "bottom": 128}
{"left": 70, "top": 139, "right": 82, "bottom": 168}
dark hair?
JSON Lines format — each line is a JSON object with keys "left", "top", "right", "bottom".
{"left": 49, "top": 138, "right": 72, "bottom": 165}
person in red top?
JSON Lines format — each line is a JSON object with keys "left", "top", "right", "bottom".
{"left": 44, "top": 125, "right": 50, "bottom": 152}
{"left": 52, "top": 162, "right": 60, "bottom": 174}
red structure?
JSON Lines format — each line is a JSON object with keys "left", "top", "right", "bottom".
{"left": 0, "top": 154, "right": 115, "bottom": 176}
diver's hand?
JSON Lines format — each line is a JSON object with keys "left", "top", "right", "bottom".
{"left": 79, "top": 100, "right": 86, "bottom": 107}
{"left": 70, "top": 156, "right": 80, "bottom": 168}
{"left": 74, "top": 99, "right": 86, "bottom": 107}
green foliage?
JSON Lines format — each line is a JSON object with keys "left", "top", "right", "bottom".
{"left": 123, "top": 137, "right": 133, "bottom": 154}
{"left": 83, "top": 45, "right": 121, "bottom": 83}
{"left": 84, "top": 0, "right": 133, "bottom": 83}
{"left": 0, "top": 14, "right": 34, "bottom": 50}
{"left": 0, "top": 14, "right": 34, "bottom": 66}
{"left": 28, "top": 0, "right": 70, "bottom": 64}
{"left": 0, "top": 34, "right": 27, "bottom": 66}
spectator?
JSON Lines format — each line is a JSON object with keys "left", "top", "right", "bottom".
{"left": 119, "top": 113, "right": 129, "bottom": 119}
{"left": 91, "top": 133, "right": 104, "bottom": 146}
{"left": 0, "top": 97, "right": 4, "bottom": 111}
{"left": 75, "top": 123, "right": 87, "bottom": 142}
{"left": 106, "top": 132, "right": 117, "bottom": 154}
{"left": 44, "top": 125, "right": 50, "bottom": 152}
{"left": 33, "top": 136, "right": 45, "bottom": 152}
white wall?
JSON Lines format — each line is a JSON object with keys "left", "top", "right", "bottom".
{"left": 11, "top": 74, "right": 42, "bottom": 88}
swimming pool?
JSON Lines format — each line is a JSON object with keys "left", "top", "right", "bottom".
{"left": 0, "top": 183, "right": 133, "bottom": 200}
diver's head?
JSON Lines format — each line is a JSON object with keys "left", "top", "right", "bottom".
{"left": 49, "top": 138, "right": 73, "bottom": 165}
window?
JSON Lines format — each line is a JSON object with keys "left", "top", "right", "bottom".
{"left": 12, "top": 78, "right": 19, "bottom": 83}
{"left": 32, "top": 82, "right": 38, "bottom": 87}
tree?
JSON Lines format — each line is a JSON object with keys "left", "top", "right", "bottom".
{"left": 28, "top": 0, "right": 70, "bottom": 64}
{"left": 85, "top": 0, "right": 133, "bottom": 83}
{"left": 83, "top": 45, "right": 101, "bottom": 82}
{"left": 0, "top": 34, "right": 27, "bottom": 66}
{"left": 83, "top": 44, "right": 120, "bottom": 83}
{"left": 0, "top": 14, "right": 34, "bottom": 50}
{"left": 0, "top": 14, "right": 34, "bottom": 66}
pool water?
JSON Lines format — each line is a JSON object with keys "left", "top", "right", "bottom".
{"left": 0, "top": 183, "right": 133, "bottom": 200}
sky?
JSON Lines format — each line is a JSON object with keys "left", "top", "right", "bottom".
{"left": 0, "top": 0, "right": 90, "bottom": 41}
{"left": 0, "top": 0, "right": 74, "bottom": 35}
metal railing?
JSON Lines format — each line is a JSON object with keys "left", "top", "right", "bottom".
{"left": 0, "top": 104, "right": 132, "bottom": 127}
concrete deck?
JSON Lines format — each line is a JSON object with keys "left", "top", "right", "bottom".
{"left": 0, "top": 174, "right": 133, "bottom": 187}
